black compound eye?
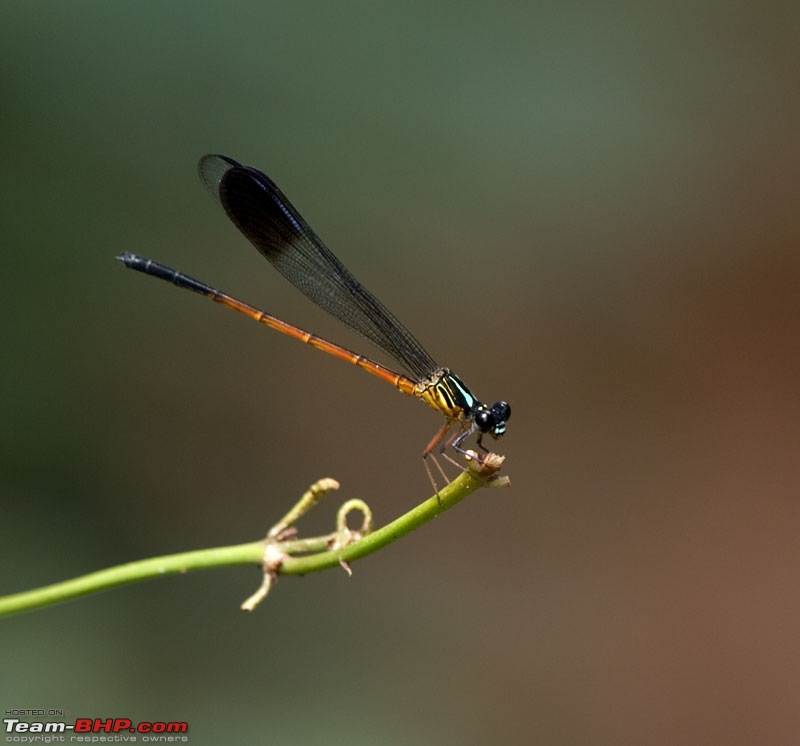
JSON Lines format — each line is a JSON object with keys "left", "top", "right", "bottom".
{"left": 474, "top": 408, "right": 496, "bottom": 433}
{"left": 491, "top": 401, "right": 511, "bottom": 423}
{"left": 487, "top": 401, "right": 510, "bottom": 438}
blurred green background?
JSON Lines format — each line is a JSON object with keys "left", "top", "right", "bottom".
{"left": 2, "top": 1, "right": 799, "bottom": 743}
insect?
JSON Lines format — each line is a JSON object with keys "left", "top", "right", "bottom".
{"left": 119, "top": 154, "right": 510, "bottom": 490}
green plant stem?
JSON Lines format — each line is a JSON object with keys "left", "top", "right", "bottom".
{"left": 0, "top": 458, "right": 505, "bottom": 618}
{"left": 281, "top": 465, "right": 491, "bottom": 575}
{"left": 0, "top": 541, "right": 265, "bottom": 617}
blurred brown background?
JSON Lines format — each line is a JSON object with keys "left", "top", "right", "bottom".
{"left": 2, "top": 2, "right": 799, "bottom": 743}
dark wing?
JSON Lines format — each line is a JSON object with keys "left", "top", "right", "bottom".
{"left": 198, "top": 154, "right": 439, "bottom": 381}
